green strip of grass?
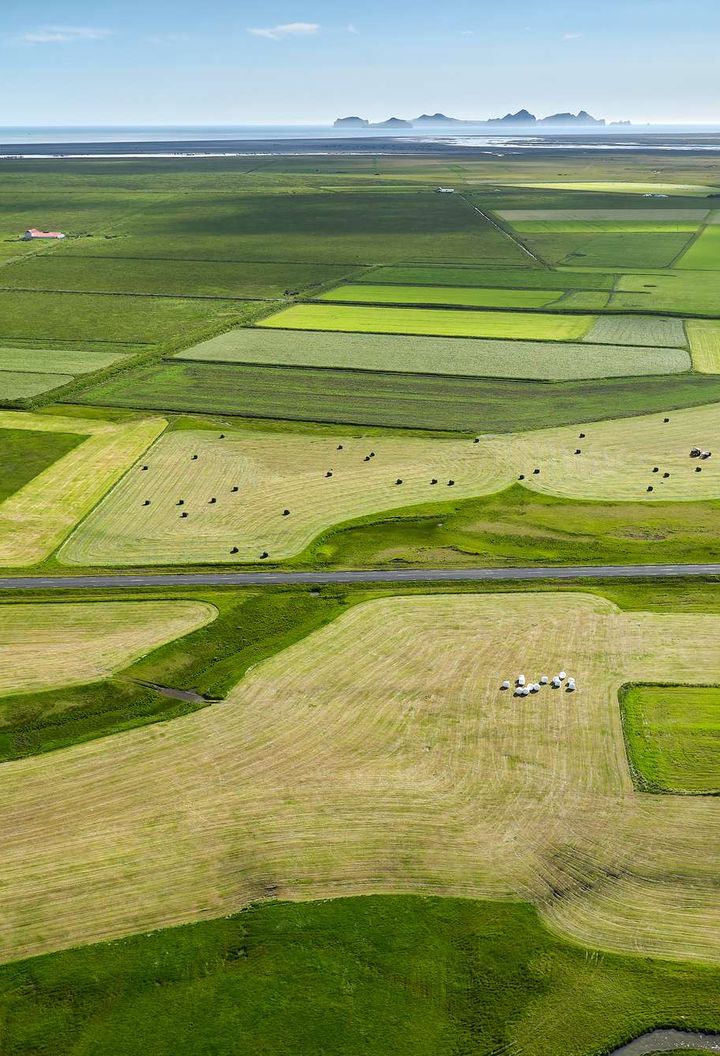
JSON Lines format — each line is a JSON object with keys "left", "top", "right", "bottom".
{"left": 620, "top": 684, "right": 720, "bottom": 794}
{"left": 0, "top": 895, "right": 718, "bottom": 1056}
{"left": 73, "top": 360, "right": 720, "bottom": 433}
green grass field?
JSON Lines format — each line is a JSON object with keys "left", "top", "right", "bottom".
{"left": 316, "top": 283, "right": 563, "bottom": 308}
{"left": 513, "top": 220, "right": 701, "bottom": 233}
{"left": 0, "top": 346, "right": 129, "bottom": 374}
{"left": 499, "top": 208, "right": 709, "bottom": 223}
{"left": 0, "top": 370, "right": 75, "bottom": 400}
{"left": 0, "top": 426, "right": 84, "bottom": 502}
{"left": 259, "top": 303, "right": 595, "bottom": 340}
{"left": 611, "top": 270, "right": 720, "bottom": 315}
{"left": 0, "top": 894, "right": 718, "bottom": 1056}
{"left": 3, "top": 256, "right": 352, "bottom": 299}
{"left": 687, "top": 320, "right": 720, "bottom": 372}
{"left": 363, "top": 265, "right": 615, "bottom": 290}
{"left": 74, "top": 360, "right": 720, "bottom": 432}
{"left": 178, "top": 326, "right": 690, "bottom": 380}
{"left": 621, "top": 684, "right": 720, "bottom": 793}
{"left": 677, "top": 226, "right": 720, "bottom": 269}
{"left": 559, "top": 232, "right": 695, "bottom": 268}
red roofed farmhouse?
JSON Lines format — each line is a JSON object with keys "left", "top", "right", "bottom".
{"left": 22, "top": 228, "right": 66, "bottom": 240}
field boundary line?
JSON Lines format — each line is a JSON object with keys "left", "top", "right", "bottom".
{"left": 456, "top": 194, "right": 549, "bottom": 266}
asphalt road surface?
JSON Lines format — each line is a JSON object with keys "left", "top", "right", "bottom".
{"left": 1, "top": 564, "right": 720, "bottom": 591}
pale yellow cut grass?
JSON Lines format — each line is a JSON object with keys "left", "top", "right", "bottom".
{"left": 687, "top": 320, "right": 720, "bottom": 373}
{"left": 0, "top": 593, "right": 720, "bottom": 965}
{"left": 61, "top": 401, "right": 720, "bottom": 566}
{"left": 0, "top": 411, "right": 167, "bottom": 567}
{"left": 0, "top": 600, "right": 215, "bottom": 696}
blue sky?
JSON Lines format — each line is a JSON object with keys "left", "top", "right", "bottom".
{"left": 1, "top": 0, "right": 718, "bottom": 125}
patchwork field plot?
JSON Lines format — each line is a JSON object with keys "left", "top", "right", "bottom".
{"left": 0, "top": 600, "right": 214, "bottom": 696}
{"left": 76, "top": 360, "right": 720, "bottom": 433}
{"left": 1, "top": 256, "right": 349, "bottom": 299}
{"left": 177, "top": 326, "right": 690, "bottom": 380}
{"left": 610, "top": 271, "right": 720, "bottom": 316}
{"left": 1, "top": 593, "right": 720, "bottom": 965}
{"left": 677, "top": 226, "right": 720, "bottom": 270}
{"left": 0, "top": 371, "right": 75, "bottom": 400}
{"left": 687, "top": 320, "right": 720, "bottom": 373}
{"left": 498, "top": 209, "right": 710, "bottom": 223}
{"left": 512, "top": 220, "right": 701, "bottom": 234}
{"left": 509, "top": 181, "right": 719, "bottom": 195}
{"left": 621, "top": 684, "right": 720, "bottom": 794}
{"left": 61, "top": 401, "right": 720, "bottom": 565}
{"left": 556, "top": 232, "right": 695, "bottom": 269}
{"left": 316, "top": 283, "right": 563, "bottom": 309}
{"left": 0, "top": 347, "right": 128, "bottom": 375}
{"left": 259, "top": 304, "right": 595, "bottom": 341}
{"left": 582, "top": 315, "right": 687, "bottom": 348}
{"left": 0, "top": 410, "right": 166, "bottom": 566}
{"left": 364, "top": 265, "right": 615, "bottom": 291}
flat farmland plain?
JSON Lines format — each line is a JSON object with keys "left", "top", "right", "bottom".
{"left": 0, "top": 371, "right": 75, "bottom": 400}
{"left": 687, "top": 320, "right": 720, "bottom": 372}
{"left": 677, "top": 226, "right": 720, "bottom": 269}
{"left": 1, "top": 593, "right": 720, "bottom": 966}
{"left": 61, "top": 401, "right": 720, "bottom": 565}
{"left": 178, "top": 326, "right": 690, "bottom": 380}
{"left": 582, "top": 315, "right": 687, "bottom": 348}
{"left": 0, "top": 426, "right": 84, "bottom": 502}
{"left": 364, "top": 265, "right": 615, "bottom": 290}
{"left": 0, "top": 600, "right": 214, "bottom": 696}
{"left": 259, "top": 303, "right": 596, "bottom": 340}
{"left": 0, "top": 410, "right": 166, "bottom": 566}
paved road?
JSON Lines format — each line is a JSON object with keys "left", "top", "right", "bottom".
{"left": 1, "top": 564, "right": 720, "bottom": 591}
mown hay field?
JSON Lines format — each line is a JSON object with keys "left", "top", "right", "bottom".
{"left": 512, "top": 220, "right": 701, "bottom": 233}
{"left": 582, "top": 315, "right": 687, "bottom": 348}
{"left": 0, "top": 410, "right": 166, "bottom": 566}
{"left": 677, "top": 226, "right": 720, "bottom": 270}
{"left": 0, "top": 426, "right": 84, "bottom": 503}
{"left": 316, "top": 283, "right": 563, "bottom": 309}
{"left": 178, "top": 326, "right": 690, "bottom": 380}
{"left": 1, "top": 593, "right": 720, "bottom": 965}
{"left": 687, "top": 320, "right": 720, "bottom": 372}
{"left": 61, "top": 401, "right": 720, "bottom": 566}
{"left": 75, "top": 360, "right": 720, "bottom": 433}
{"left": 509, "top": 181, "right": 719, "bottom": 195}
{"left": 259, "top": 303, "right": 596, "bottom": 341}
{"left": 621, "top": 684, "right": 720, "bottom": 794}
{"left": 0, "top": 600, "right": 214, "bottom": 696}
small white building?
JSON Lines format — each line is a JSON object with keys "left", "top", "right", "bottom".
{"left": 436, "top": 187, "right": 456, "bottom": 193}
{"left": 22, "top": 228, "right": 65, "bottom": 241}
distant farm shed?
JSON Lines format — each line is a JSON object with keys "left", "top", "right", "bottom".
{"left": 436, "top": 187, "right": 456, "bottom": 193}
{"left": 22, "top": 228, "right": 65, "bottom": 240}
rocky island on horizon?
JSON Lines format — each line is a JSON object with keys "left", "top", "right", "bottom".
{"left": 334, "top": 109, "right": 625, "bottom": 129}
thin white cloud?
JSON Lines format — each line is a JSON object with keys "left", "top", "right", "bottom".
{"left": 21, "top": 25, "right": 112, "bottom": 44}
{"left": 563, "top": 32, "right": 582, "bottom": 39}
{"left": 247, "top": 22, "right": 320, "bottom": 41}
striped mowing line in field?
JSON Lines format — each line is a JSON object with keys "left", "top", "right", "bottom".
{"left": 0, "top": 593, "right": 719, "bottom": 965}
{"left": 0, "top": 347, "right": 129, "bottom": 376}
{"left": 687, "top": 320, "right": 720, "bottom": 373}
{"left": 582, "top": 315, "right": 688, "bottom": 349}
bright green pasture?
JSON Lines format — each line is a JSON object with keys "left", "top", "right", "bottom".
{"left": 177, "top": 326, "right": 689, "bottom": 380}
{"left": 259, "top": 304, "right": 595, "bottom": 341}
{"left": 621, "top": 684, "right": 720, "bottom": 794}
{"left": 611, "top": 271, "right": 720, "bottom": 315}
{"left": 677, "top": 226, "right": 720, "bottom": 270}
{"left": 559, "top": 232, "right": 695, "bottom": 268}
{"left": 1, "top": 896, "right": 720, "bottom": 1056}
{"left": 0, "top": 427, "right": 85, "bottom": 503}
{"left": 4, "top": 256, "right": 352, "bottom": 299}
{"left": 498, "top": 208, "right": 709, "bottom": 223}
{"left": 687, "top": 321, "right": 720, "bottom": 372}
{"left": 0, "top": 347, "right": 128, "bottom": 375}
{"left": 317, "top": 283, "right": 562, "bottom": 309}
{"left": 583, "top": 315, "right": 687, "bottom": 348}
{"left": 0, "top": 371, "right": 74, "bottom": 399}
{"left": 364, "top": 265, "right": 615, "bottom": 290}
